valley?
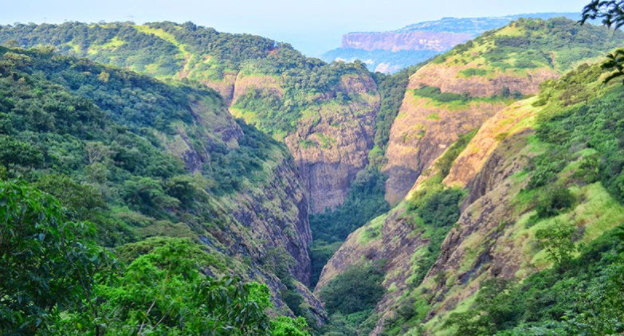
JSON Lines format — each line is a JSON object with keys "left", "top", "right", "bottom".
{"left": 2, "top": 7, "right": 624, "bottom": 336}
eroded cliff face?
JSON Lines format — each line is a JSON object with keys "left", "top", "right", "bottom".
{"left": 218, "top": 71, "right": 381, "bottom": 213}
{"left": 383, "top": 87, "right": 508, "bottom": 205}
{"left": 285, "top": 74, "right": 380, "bottom": 213}
{"left": 443, "top": 98, "right": 539, "bottom": 188}
{"left": 317, "top": 87, "right": 624, "bottom": 333}
{"left": 411, "top": 65, "right": 558, "bottom": 98}
{"left": 316, "top": 97, "right": 540, "bottom": 332}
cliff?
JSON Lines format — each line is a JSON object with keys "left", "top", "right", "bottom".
{"left": 210, "top": 71, "right": 381, "bottom": 213}
{"left": 0, "top": 46, "right": 323, "bottom": 320}
{"left": 341, "top": 31, "right": 472, "bottom": 52}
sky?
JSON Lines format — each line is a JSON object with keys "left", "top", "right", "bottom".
{"left": 0, "top": 0, "right": 590, "bottom": 56}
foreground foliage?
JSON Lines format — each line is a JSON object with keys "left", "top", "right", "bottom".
{"left": 0, "top": 180, "right": 310, "bottom": 335}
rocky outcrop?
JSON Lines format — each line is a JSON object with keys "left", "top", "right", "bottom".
{"left": 383, "top": 91, "right": 507, "bottom": 205}
{"left": 419, "top": 131, "right": 534, "bottom": 317}
{"left": 155, "top": 91, "right": 319, "bottom": 315}
{"left": 316, "top": 103, "right": 537, "bottom": 333}
{"left": 382, "top": 62, "right": 558, "bottom": 205}
{"left": 202, "top": 70, "right": 380, "bottom": 214}
{"left": 412, "top": 65, "right": 558, "bottom": 98}
{"left": 228, "top": 155, "right": 313, "bottom": 284}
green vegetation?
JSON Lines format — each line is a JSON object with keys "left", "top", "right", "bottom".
{"left": 408, "top": 188, "right": 464, "bottom": 288}
{"left": 534, "top": 187, "right": 576, "bottom": 219}
{"left": 535, "top": 220, "right": 580, "bottom": 266}
{"left": 435, "top": 130, "right": 478, "bottom": 177}
{"left": 307, "top": 65, "right": 420, "bottom": 288}
{"left": 434, "top": 50, "right": 624, "bottom": 336}
{"left": 319, "top": 264, "right": 385, "bottom": 315}
{"left": 318, "top": 263, "right": 385, "bottom": 334}
{"left": 534, "top": 63, "right": 624, "bottom": 204}
{"left": 0, "top": 179, "right": 310, "bottom": 335}
{"left": 412, "top": 85, "right": 522, "bottom": 105}
{"left": 459, "top": 68, "right": 489, "bottom": 77}
{"left": 0, "top": 45, "right": 317, "bottom": 331}
{"left": 5, "top": 14, "right": 624, "bottom": 336}
{"left": 445, "top": 227, "right": 624, "bottom": 335}
{"left": 0, "top": 22, "right": 375, "bottom": 138}
{"left": 309, "top": 169, "right": 390, "bottom": 287}
{"left": 380, "top": 132, "right": 476, "bottom": 335}
{"left": 435, "top": 17, "right": 624, "bottom": 74}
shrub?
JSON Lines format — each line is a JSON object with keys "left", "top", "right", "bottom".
{"left": 535, "top": 186, "right": 575, "bottom": 219}
{"left": 319, "top": 264, "right": 385, "bottom": 315}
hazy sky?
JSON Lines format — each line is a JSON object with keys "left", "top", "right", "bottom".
{"left": 1, "top": 0, "right": 590, "bottom": 56}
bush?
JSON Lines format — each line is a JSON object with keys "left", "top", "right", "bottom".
{"left": 535, "top": 187, "right": 575, "bottom": 218}
{"left": 319, "top": 264, "right": 385, "bottom": 315}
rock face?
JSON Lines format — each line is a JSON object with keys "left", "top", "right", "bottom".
{"left": 420, "top": 131, "right": 534, "bottom": 313}
{"left": 139, "top": 81, "right": 319, "bottom": 315}
{"left": 443, "top": 98, "right": 539, "bottom": 188}
{"left": 316, "top": 102, "right": 537, "bottom": 333}
{"left": 383, "top": 89, "right": 507, "bottom": 205}
{"left": 284, "top": 74, "right": 380, "bottom": 213}
{"left": 316, "top": 18, "right": 624, "bottom": 332}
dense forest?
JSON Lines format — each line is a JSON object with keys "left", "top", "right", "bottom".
{"left": 0, "top": 45, "right": 314, "bottom": 334}
{"left": 0, "top": 22, "right": 375, "bottom": 138}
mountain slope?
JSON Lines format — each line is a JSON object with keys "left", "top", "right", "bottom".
{"left": 316, "top": 19, "right": 624, "bottom": 334}
{"left": 0, "top": 22, "right": 381, "bottom": 213}
{"left": 383, "top": 17, "right": 624, "bottom": 205}
{"left": 0, "top": 45, "right": 324, "bottom": 321}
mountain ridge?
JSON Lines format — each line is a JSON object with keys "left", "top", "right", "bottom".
{"left": 322, "top": 12, "right": 583, "bottom": 73}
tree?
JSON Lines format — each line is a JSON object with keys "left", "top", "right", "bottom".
{"left": 582, "top": 1, "right": 624, "bottom": 29}
{"left": 536, "top": 220, "right": 579, "bottom": 267}
{"left": 0, "top": 136, "right": 44, "bottom": 171}
{"left": 581, "top": 1, "right": 624, "bottom": 83}
{"left": 319, "top": 263, "right": 385, "bottom": 315}
{"left": 95, "top": 238, "right": 309, "bottom": 335}
{"left": 0, "top": 180, "right": 114, "bottom": 334}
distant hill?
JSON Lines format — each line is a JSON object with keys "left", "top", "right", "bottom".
{"left": 322, "top": 12, "right": 582, "bottom": 73}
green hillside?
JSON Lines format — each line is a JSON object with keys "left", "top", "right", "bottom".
{"left": 0, "top": 45, "right": 314, "bottom": 334}
{"left": 0, "top": 22, "right": 373, "bottom": 138}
